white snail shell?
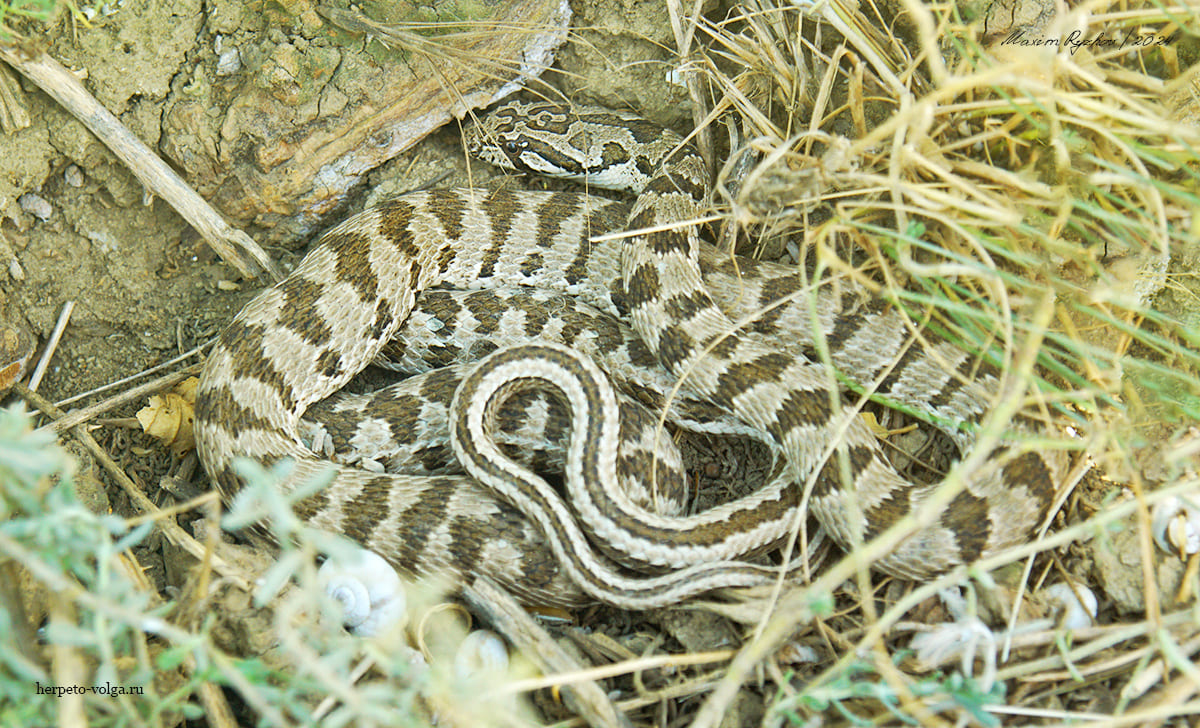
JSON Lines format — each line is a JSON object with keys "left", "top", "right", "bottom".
{"left": 453, "top": 630, "right": 509, "bottom": 680}
{"left": 1044, "top": 582, "right": 1098, "bottom": 630}
{"left": 1151, "top": 495, "right": 1200, "bottom": 558}
{"left": 777, "top": 641, "right": 819, "bottom": 665}
{"left": 318, "top": 548, "right": 407, "bottom": 637}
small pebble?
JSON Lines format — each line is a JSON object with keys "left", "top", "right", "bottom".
{"left": 217, "top": 47, "right": 242, "bottom": 76}
{"left": 18, "top": 193, "right": 52, "bottom": 221}
{"left": 64, "top": 165, "right": 85, "bottom": 188}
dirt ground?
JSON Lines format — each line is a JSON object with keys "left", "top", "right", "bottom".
{"left": 5, "top": 0, "right": 1195, "bottom": 406}
{"left": 1, "top": 0, "right": 708, "bottom": 402}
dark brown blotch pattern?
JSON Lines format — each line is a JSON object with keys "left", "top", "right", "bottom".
{"left": 276, "top": 277, "right": 335, "bottom": 349}
{"left": 370, "top": 391, "right": 423, "bottom": 437}
{"left": 1002, "top": 450, "right": 1055, "bottom": 511}
{"left": 219, "top": 319, "right": 296, "bottom": 413}
{"left": 339, "top": 475, "right": 395, "bottom": 544}
{"left": 752, "top": 274, "right": 804, "bottom": 331}
{"left": 814, "top": 445, "right": 876, "bottom": 498}
{"left": 430, "top": 189, "right": 467, "bottom": 240}
{"left": 379, "top": 200, "right": 417, "bottom": 257}
{"left": 943, "top": 489, "right": 992, "bottom": 563}
{"left": 195, "top": 382, "right": 276, "bottom": 435}
{"left": 387, "top": 479, "right": 455, "bottom": 576}
{"left": 328, "top": 230, "right": 380, "bottom": 303}
{"left": 418, "top": 367, "right": 463, "bottom": 405}
{"left": 770, "top": 388, "right": 834, "bottom": 440}
{"left": 644, "top": 169, "right": 706, "bottom": 202}
{"left": 862, "top": 482, "right": 914, "bottom": 540}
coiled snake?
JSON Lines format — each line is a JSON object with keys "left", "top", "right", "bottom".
{"left": 194, "top": 102, "right": 1066, "bottom": 608}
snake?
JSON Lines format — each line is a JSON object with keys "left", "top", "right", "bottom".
{"left": 194, "top": 101, "right": 1066, "bottom": 608}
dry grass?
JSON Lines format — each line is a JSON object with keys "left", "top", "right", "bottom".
{"left": 674, "top": 1, "right": 1200, "bottom": 725}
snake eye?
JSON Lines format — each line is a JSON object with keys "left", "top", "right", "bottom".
{"left": 505, "top": 139, "right": 524, "bottom": 153}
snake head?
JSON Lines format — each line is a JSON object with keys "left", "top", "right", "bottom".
{"left": 464, "top": 100, "right": 688, "bottom": 194}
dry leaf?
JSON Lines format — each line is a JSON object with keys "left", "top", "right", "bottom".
{"left": 0, "top": 324, "right": 35, "bottom": 392}
{"left": 137, "top": 377, "right": 199, "bottom": 455}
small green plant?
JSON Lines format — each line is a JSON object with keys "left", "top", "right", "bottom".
{"left": 0, "top": 404, "right": 503, "bottom": 726}
{"left": 771, "top": 655, "right": 1005, "bottom": 726}
{"left": 0, "top": 404, "right": 173, "bottom": 725}
{"left": 0, "top": 0, "right": 85, "bottom": 38}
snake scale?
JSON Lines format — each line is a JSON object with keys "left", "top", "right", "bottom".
{"left": 194, "top": 101, "right": 1066, "bottom": 608}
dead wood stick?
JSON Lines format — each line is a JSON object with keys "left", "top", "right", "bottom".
{"left": 0, "top": 44, "right": 282, "bottom": 282}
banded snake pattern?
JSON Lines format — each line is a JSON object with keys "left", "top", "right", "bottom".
{"left": 194, "top": 101, "right": 1066, "bottom": 608}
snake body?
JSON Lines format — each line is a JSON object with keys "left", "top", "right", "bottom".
{"left": 195, "top": 102, "right": 1065, "bottom": 607}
